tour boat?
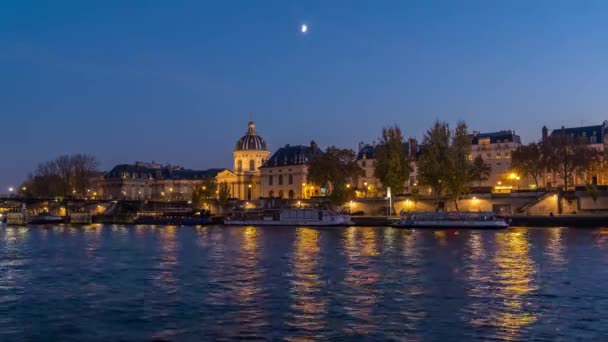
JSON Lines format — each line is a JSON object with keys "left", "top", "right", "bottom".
{"left": 225, "top": 208, "right": 353, "bottom": 226}
{"left": 393, "top": 211, "right": 509, "bottom": 229}
{"left": 133, "top": 209, "right": 212, "bottom": 225}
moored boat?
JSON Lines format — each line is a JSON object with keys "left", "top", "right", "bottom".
{"left": 393, "top": 211, "right": 509, "bottom": 229}
{"left": 28, "top": 214, "right": 68, "bottom": 224}
{"left": 225, "top": 208, "right": 353, "bottom": 226}
{"left": 133, "top": 209, "right": 212, "bottom": 225}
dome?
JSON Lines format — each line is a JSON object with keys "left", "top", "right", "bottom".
{"left": 234, "top": 121, "right": 268, "bottom": 151}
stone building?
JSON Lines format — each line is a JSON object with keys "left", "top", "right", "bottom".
{"left": 355, "top": 138, "right": 418, "bottom": 196}
{"left": 470, "top": 130, "right": 522, "bottom": 189}
{"left": 215, "top": 121, "right": 270, "bottom": 200}
{"left": 543, "top": 121, "right": 608, "bottom": 188}
{"left": 96, "top": 161, "right": 221, "bottom": 200}
{"left": 259, "top": 141, "right": 323, "bottom": 199}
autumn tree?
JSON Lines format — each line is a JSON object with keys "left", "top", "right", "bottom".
{"left": 511, "top": 142, "right": 545, "bottom": 192}
{"left": 373, "top": 125, "right": 413, "bottom": 194}
{"left": 470, "top": 155, "right": 492, "bottom": 187}
{"left": 307, "top": 147, "right": 362, "bottom": 207}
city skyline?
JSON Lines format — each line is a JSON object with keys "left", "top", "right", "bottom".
{"left": 3, "top": 1, "right": 608, "bottom": 187}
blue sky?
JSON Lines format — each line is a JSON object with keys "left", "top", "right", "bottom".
{"left": 2, "top": 1, "right": 608, "bottom": 188}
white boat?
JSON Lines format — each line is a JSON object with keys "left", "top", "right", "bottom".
{"left": 225, "top": 208, "right": 353, "bottom": 226}
{"left": 393, "top": 211, "right": 509, "bottom": 229}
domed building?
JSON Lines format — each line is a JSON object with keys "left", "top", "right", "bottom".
{"left": 215, "top": 121, "right": 270, "bottom": 200}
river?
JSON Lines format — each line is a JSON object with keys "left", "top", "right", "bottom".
{"left": 1, "top": 225, "right": 608, "bottom": 341}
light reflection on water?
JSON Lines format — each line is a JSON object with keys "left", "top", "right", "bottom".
{"left": 1, "top": 225, "right": 608, "bottom": 340}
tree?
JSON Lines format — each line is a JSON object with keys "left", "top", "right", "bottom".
{"left": 511, "top": 142, "right": 545, "bottom": 192}
{"left": 444, "top": 121, "right": 472, "bottom": 212}
{"left": 418, "top": 121, "right": 475, "bottom": 211}
{"left": 20, "top": 154, "right": 99, "bottom": 198}
{"left": 307, "top": 147, "right": 362, "bottom": 207}
{"left": 192, "top": 179, "right": 217, "bottom": 209}
{"left": 216, "top": 182, "right": 231, "bottom": 214}
{"left": 543, "top": 132, "right": 597, "bottom": 192}
{"left": 373, "top": 125, "right": 413, "bottom": 194}
{"left": 417, "top": 121, "right": 451, "bottom": 209}
{"left": 470, "top": 155, "right": 492, "bottom": 187}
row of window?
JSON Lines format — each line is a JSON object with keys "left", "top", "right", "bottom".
{"left": 268, "top": 189, "right": 320, "bottom": 199}
{"left": 268, "top": 174, "right": 294, "bottom": 185}
{"left": 237, "top": 160, "right": 258, "bottom": 172}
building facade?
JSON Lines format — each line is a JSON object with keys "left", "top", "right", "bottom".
{"left": 470, "top": 130, "right": 522, "bottom": 189}
{"left": 259, "top": 141, "right": 323, "bottom": 199}
{"left": 355, "top": 139, "right": 418, "bottom": 196}
{"left": 96, "top": 161, "right": 221, "bottom": 200}
{"left": 543, "top": 121, "right": 608, "bottom": 188}
{"left": 215, "top": 121, "right": 270, "bottom": 200}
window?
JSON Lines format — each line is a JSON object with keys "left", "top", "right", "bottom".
{"left": 487, "top": 153, "right": 492, "bottom": 159}
{"left": 278, "top": 190, "right": 284, "bottom": 198}
{"left": 467, "top": 154, "right": 472, "bottom": 161}
{"left": 237, "top": 160, "right": 242, "bottom": 172}
{"left": 288, "top": 174, "right": 293, "bottom": 185}
{"left": 288, "top": 190, "right": 295, "bottom": 199}
{"left": 362, "top": 161, "right": 366, "bottom": 167}
{"left": 591, "top": 136, "right": 597, "bottom": 143}
{"left": 279, "top": 175, "right": 283, "bottom": 185}
{"left": 269, "top": 191, "right": 274, "bottom": 198}
{"left": 249, "top": 160, "right": 255, "bottom": 171}
{"left": 269, "top": 175, "right": 273, "bottom": 185}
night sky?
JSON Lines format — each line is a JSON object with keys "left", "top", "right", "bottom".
{"left": 2, "top": 1, "right": 608, "bottom": 189}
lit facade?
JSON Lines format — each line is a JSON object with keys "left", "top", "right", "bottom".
{"left": 470, "top": 130, "right": 522, "bottom": 189}
{"left": 215, "top": 121, "right": 270, "bottom": 200}
{"left": 259, "top": 142, "right": 323, "bottom": 199}
{"left": 355, "top": 139, "right": 418, "bottom": 196}
{"left": 95, "top": 161, "right": 221, "bottom": 200}
{"left": 543, "top": 121, "right": 608, "bottom": 188}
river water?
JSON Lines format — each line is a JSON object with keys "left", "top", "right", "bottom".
{"left": 1, "top": 225, "right": 608, "bottom": 341}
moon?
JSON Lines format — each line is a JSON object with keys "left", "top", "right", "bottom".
{"left": 301, "top": 24, "right": 308, "bottom": 33}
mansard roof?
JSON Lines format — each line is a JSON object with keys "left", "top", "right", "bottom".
{"left": 261, "top": 144, "right": 323, "bottom": 168}
{"left": 105, "top": 163, "right": 222, "bottom": 180}
{"left": 471, "top": 131, "right": 521, "bottom": 145}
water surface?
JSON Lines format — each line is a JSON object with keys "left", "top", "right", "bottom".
{"left": 1, "top": 225, "right": 608, "bottom": 341}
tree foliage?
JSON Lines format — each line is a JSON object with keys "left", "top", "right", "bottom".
{"left": 373, "top": 125, "right": 413, "bottom": 194}
{"left": 20, "top": 154, "right": 99, "bottom": 198}
{"left": 417, "top": 121, "right": 473, "bottom": 211}
{"left": 216, "top": 181, "right": 231, "bottom": 214}
{"left": 444, "top": 122, "right": 472, "bottom": 211}
{"left": 511, "top": 142, "right": 545, "bottom": 191}
{"left": 191, "top": 179, "right": 217, "bottom": 208}
{"left": 417, "top": 121, "right": 452, "bottom": 207}
{"left": 470, "top": 155, "right": 492, "bottom": 186}
{"left": 543, "top": 132, "right": 598, "bottom": 191}
{"left": 307, "top": 147, "right": 362, "bottom": 206}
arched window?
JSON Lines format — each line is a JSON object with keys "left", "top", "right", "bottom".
{"left": 288, "top": 190, "right": 295, "bottom": 199}
{"left": 249, "top": 160, "right": 255, "bottom": 171}
{"left": 237, "top": 160, "right": 242, "bottom": 172}
{"left": 269, "top": 191, "right": 274, "bottom": 198}
{"left": 278, "top": 190, "right": 284, "bottom": 198}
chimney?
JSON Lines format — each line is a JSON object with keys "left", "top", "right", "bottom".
{"left": 310, "top": 140, "right": 318, "bottom": 154}
{"left": 358, "top": 141, "right": 364, "bottom": 152}
{"left": 542, "top": 126, "right": 548, "bottom": 141}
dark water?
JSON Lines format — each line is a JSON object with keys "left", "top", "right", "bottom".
{"left": 1, "top": 225, "right": 608, "bottom": 341}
